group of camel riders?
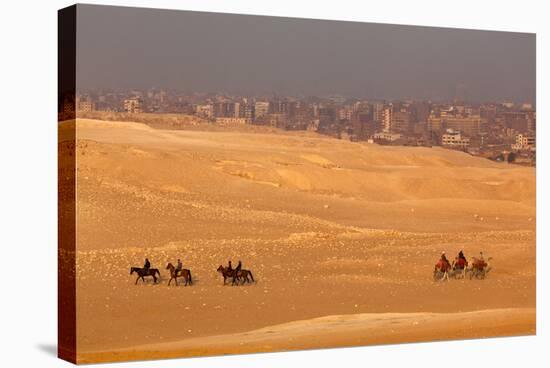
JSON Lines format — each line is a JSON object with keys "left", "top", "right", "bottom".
{"left": 437, "top": 250, "right": 488, "bottom": 272}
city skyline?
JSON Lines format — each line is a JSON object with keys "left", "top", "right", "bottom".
{"left": 76, "top": 4, "right": 535, "bottom": 103}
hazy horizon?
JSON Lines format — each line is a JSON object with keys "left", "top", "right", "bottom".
{"left": 75, "top": 4, "right": 536, "bottom": 103}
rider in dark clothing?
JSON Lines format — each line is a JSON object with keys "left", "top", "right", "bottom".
{"left": 456, "top": 250, "right": 468, "bottom": 269}
{"left": 143, "top": 258, "right": 151, "bottom": 271}
{"left": 235, "top": 260, "right": 242, "bottom": 284}
{"left": 233, "top": 260, "right": 243, "bottom": 284}
{"left": 176, "top": 259, "right": 183, "bottom": 277}
{"left": 227, "top": 261, "right": 233, "bottom": 272}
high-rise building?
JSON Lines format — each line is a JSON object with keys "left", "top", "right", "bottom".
{"left": 428, "top": 108, "right": 481, "bottom": 137}
{"left": 503, "top": 112, "right": 532, "bottom": 133}
{"left": 445, "top": 115, "right": 482, "bottom": 136}
{"left": 391, "top": 110, "right": 412, "bottom": 134}
{"left": 372, "top": 102, "right": 385, "bottom": 123}
{"left": 254, "top": 101, "right": 270, "bottom": 120}
{"left": 382, "top": 106, "right": 392, "bottom": 132}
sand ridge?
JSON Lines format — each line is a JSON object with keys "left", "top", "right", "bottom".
{"left": 78, "top": 308, "right": 535, "bottom": 363}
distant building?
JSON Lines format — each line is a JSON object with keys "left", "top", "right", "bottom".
{"left": 381, "top": 106, "right": 392, "bottom": 132}
{"left": 502, "top": 111, "right": 533, "bottom": 133}
{"left": 442, "top": 129, "right": 470, "bottom": 148}
{"left": 215, "top": 117, "right": 250, "bottom": 126}
{"left": 337, "top": 106, "right": 353, "bottom": 121}
{"left": 307, "top": 119, "right": 320, "bottom": 132}
{"left": 123, "top": 97, "right": 142, "bottom": 113}
{"left": 195, "top": 104, "right": 214, "bottom": 119}
{"left": 242, "top": 102, "right": 255, "bottom": 120}
{"left": 512, "top": 133, "right": 535, "bottom": 151}
{"left": 195, "top": 104, "right": 213, "bottom": 118}
{"left": 372, "top": 102, "right": 385, "bottom": 123}
{"left": 520, "top": 103, "right": 534, "bottom": 111}
{"left": 254, "top": 101, "right": 270, "bottom": 120}
{"left": 374, "top": 131, "right": 402, "bottom": 142}
{"left": 317, "top": 107, "right": 336, "bottom": 132}
{"left": 213, "top": 102, "right": 237, "bottom": 118}
{"left": 267, "top": 113, "right": 286, "bottom": 128}
{"left": 76, "top": 96, "right": 95, "bottom": 112}
{"left": 445, "top": 115, "right": 482, "bottom": 136}
{"left": 391, "top": 110, "right": 412, "bottom": 134}
{"left": 428, "top": 108, "right": 482, "bottom": 136}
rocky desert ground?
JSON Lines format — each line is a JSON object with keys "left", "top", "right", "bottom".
{"left": 59, "top": 119, "right": 535, "bottom": 363}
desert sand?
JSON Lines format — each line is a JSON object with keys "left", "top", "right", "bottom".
{"left": 60, "top": 119, "right": 536, "bottom": 363}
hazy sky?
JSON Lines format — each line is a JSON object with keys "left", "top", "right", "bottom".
{"left": 75, "top": 4, "right": 535, "bottom": 102}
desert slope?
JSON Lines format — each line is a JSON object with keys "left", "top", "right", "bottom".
{"left": 62, "top": 119, "right": 535, "bottom": 362}
{"left": 79, "top": 308, "right": 535, "bottom": 363}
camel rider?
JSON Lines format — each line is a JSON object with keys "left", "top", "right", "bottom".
{"left": 456, "top": 250, "right": 468, "bottom": 269}
{"left": 143, "top": 258, "right": 151, "bottom": 272}
{"left": 440, "top": 252, "right": 450, "bottom": 269}
{"left": 176, "top": 259, "right": 183, "bottom": 277}
{"left": 478, "top": 251, "right": 487, "bottom": 268}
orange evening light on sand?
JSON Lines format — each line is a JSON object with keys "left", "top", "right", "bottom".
{"left": 58, "top": 4, "right": 536, "bottom": 364}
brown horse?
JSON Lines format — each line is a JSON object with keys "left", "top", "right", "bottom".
{"left": 217, "top": 265, "right": 239, "bottom": 285}
{"left": 130, "top": 267, "right": 160, "bottom": 284}
{"left": 166, "top": 263, "right": 193, "bottom": 286}
{"left": 235, "top": 269, "right": 255, "bottom": 284}
{"left": 217, "top": 265, "right": 255, "bottom": 285}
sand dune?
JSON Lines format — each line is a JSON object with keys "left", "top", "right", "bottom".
{"left": 79, "top": 308, "right": 535, "bottom": 363}
{"left": 64, "top": 119, "right": 536, "bottom": 362}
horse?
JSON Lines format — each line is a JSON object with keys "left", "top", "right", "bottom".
{"left": 217, "top": 265, "right": 239, "bottom": 285}
{"left": 433, "top": 259, "right": 451, "bottom": 281}
{"left": 130, "top": 267, "right": 161, "bottom": 284}
{"left": 166, "top": 263, "right": 193, "bottom": 286}
{"left": 235, "top": 269, "right": 255, "bottom": 284}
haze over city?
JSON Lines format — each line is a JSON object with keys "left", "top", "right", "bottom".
{"left": 75, "top": 4, "right": 535, "bottom": 103}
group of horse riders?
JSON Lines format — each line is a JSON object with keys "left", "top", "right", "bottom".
{"left": 226, "top": 260, "right": 242, "bottom": 275}
{"left": 143, "top": 257, "right": 184, "bottom": 274}
{"left": 138, "top": 258, "right": 252, "bottom": 285}
{"left": 141, "top": 258, "right": 242, "bottom": 276}
{"left": 437, "top": 250, "right": 488, "bottom": 273}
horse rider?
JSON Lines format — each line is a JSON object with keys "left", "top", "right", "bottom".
{"left": 227, "top": 260, "right": 233, "bottom": 272}
{"left": 175, "top": 258, "right": 183, "bottom": 277}
{"left": 143, "top": 258, "right": 151, "bottom": 272}
{"left": 231, "top": 260, "right": 243, "bottom": 283}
